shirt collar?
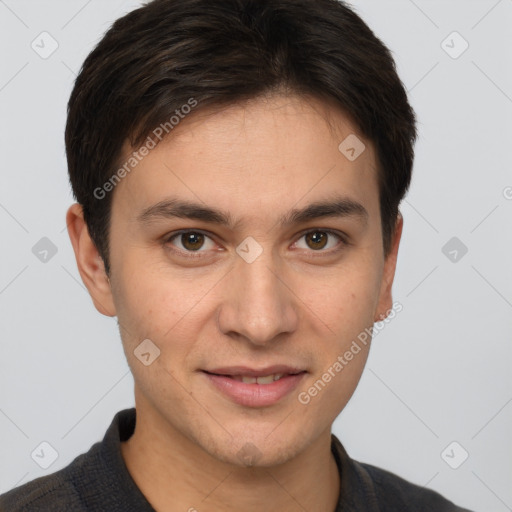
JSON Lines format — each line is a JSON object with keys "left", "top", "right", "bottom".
{"left": 101, "top": 408, "right": 378, "bottom": 511}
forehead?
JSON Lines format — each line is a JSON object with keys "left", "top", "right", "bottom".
{"left": 112, "top": 94, "right": 380, "bottom": 227}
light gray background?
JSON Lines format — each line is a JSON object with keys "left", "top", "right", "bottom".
{"left": 0, "top": 1, "right": 511, "bottom": 510}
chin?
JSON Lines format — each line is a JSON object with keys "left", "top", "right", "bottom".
{"left": 203, "top": 425, "right": 313, "bottom": 469}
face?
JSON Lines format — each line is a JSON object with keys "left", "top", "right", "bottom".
{"left": 71, "top": 94, "right": 401, "bottom": 467}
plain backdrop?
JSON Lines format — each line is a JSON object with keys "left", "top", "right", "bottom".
{"left": 0, "top": 1, "right": 511, "bottom": 511}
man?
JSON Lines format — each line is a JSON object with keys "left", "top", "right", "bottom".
{"left": 0, "top": 0, "right": 474, "bottom": 510}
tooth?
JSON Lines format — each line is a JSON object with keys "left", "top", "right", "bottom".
{"left": 256, "top": 375, "right": 275, "bottom": 384}
{"left": 235, "top": 373, "right": 287, "bottom": 384}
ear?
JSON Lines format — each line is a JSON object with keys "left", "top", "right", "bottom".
{"left": 374, "top": 213, "right": 403, "bottom": 322}
{"left": 66, "top": 203, "right": 117, "bottom": 317}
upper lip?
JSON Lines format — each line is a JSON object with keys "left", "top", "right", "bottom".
{"left": 203, "top": 365, "right": 306, "bottom": 377}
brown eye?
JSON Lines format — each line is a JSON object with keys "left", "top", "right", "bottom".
{"left": 305, "top": 231, "right": 328, "bottom": 250}
{"left": 180, "top": 232, "right": 205, "bottom": 251}
{"left": 294, "top": 230, "right": 344, "bottom": 253}
{"left": 166, "top": 231, "right": 217, "bottom": 254}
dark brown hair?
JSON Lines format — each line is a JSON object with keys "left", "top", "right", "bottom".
{"left": 65, "top": 0, "right": 417, "bottom": 274}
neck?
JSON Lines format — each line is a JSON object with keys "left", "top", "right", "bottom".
{"left": 120, "top": 401, "right": 340, "bottom": 512}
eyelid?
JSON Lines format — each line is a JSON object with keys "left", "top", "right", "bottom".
{"left": 164, "top": 229, "right": 219, "bottom": 257}
{"left": 291, "top": 228, "right": 347, "bottom": 255}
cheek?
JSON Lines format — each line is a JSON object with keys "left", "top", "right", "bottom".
{"left": 303, "top": 260, "right": 382, "bottom": 333}
{"left": 297, "top": 281, "right": 376, "bottom": 422}
{"left": 111, "top": 270, "right": 196, "bottom": 397}
{"left": 294, "top": 258, "right": 382, "bottom": 409}
{"left": 110, "top": 254, "right": 218, "bottom": 356}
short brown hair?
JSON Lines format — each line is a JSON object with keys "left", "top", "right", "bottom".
{"left": 65, "top": 0, "right": 417, "bottom": 274}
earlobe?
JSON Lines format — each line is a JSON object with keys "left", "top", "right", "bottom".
{"left": 66, "top": 203, "right": 117, "bottom": 317}
{"left": 374, "top": 213, "right": 403, "bottom": 322}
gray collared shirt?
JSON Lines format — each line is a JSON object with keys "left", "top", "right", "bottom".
{"left": 0, "top": 408, "right": 474, "bottom": 511}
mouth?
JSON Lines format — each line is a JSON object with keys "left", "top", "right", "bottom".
{"left": 201, "top": 366, "right": 307, "bottom": 407}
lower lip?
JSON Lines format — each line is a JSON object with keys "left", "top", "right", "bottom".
{"left": 203, "top": 371, "right": 306, "bottom": 407}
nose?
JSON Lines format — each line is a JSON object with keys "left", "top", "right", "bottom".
{"left": 216, "top": 249, "right": 298, "bottom": 346}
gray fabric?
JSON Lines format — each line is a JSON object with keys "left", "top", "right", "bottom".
{"left": 0, "top": 408, "right": 474, "bottom": 511}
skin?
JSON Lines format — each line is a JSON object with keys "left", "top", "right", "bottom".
{"left": 67, "top": 93, "right": 403, "bottom": 512}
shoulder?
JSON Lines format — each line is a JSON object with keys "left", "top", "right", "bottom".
{"left": 331, "top": 434, "right": 474, "bottom": 511}
{"left": 0, "top": 446, "right": 99, "bottom": 511}
{"left": 0, "top": 408, "right": 141, "bottom": 512}
{"left": 356, "top": 460, "right": 474, "bottom": 512}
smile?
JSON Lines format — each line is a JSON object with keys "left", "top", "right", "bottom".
{"left": 202, "top": 367, "right": 307, "bottom": 407}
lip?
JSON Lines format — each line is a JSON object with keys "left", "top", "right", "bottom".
{"left": 202, "top": 367, "right": 307, "bottom": 408}
{"left": 205, "top": 365, "right": 305, "bottom": 378}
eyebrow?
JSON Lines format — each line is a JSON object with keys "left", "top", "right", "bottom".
{"left": 137, "top": 196, "right": 368, "bottom": 229}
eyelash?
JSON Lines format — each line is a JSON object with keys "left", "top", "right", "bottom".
{"left": 163, "top": 229, "right": 348, "bottom": 259}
